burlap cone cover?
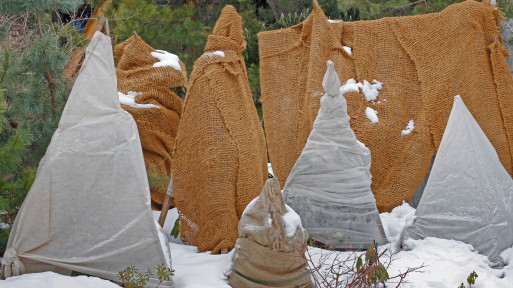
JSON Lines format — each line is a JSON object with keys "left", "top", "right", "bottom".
{"left": 172, "top": 5, "right": 268, "bottom": 254}
{"left": 115, "top": 35, "right": 187, "bottom": 210}
{"left": 228, "top": 178, "right": 312, "bottom": 287}
{"left": 259, "top": 0, "right": 513, "bottom": 212}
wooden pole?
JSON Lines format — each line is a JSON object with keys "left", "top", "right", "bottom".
{"left": 158, "top": 175, "right": 175, "bottom": 227}
{"left": 313, "top": 0, "right": 321, "bottom": 10}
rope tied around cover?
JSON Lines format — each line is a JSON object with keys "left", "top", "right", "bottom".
{"left": 1, "top": 247, "right": 25, "bottom": 278}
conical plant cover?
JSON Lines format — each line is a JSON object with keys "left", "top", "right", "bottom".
{"left": 0, "top": 32, "right": 172, "bottom": 287}
{"left": 283, "top": 61, "right": 388, "bottom": 249}
{"left": 172, "top": 5, "right": 268, "bottom": 254}
{"left": 114, "top": 35, "right": 187, "bottom": 210}
{"left": 403, "top": 95, "right": 513, "bottom": 268}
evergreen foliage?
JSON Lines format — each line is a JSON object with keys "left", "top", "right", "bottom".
{"left": 337, "top": 0, "right": 513, "bottom": 20}
{"left": 0, "top": 0, "right": 84, "bottom": 254}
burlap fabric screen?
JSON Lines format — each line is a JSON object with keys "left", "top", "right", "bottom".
{"left": 228, "top": 178, "right": 312, "bottom": 287}
{"left": 172, "top": 5, "right": 268, "bottom": 254}
{"left": 114, "top": 35, "right": 187, "bottom": 210}
{"left": 259, "top": 0, "right": 513, "bottom": 212}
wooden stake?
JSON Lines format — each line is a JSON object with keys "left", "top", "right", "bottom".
{"left": 313, "top": 0, "right": 321, "bottom": 10}
{"left": 158, "top": 175, "right": 175, "bottom": 227}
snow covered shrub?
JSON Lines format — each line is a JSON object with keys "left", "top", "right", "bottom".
{"left": 118, "top": 264, "right": 174, "bottom": 288}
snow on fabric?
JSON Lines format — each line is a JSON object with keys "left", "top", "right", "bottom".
{"left": 151, "top": 49, "right": 181, "bottom": 71}
{"left": 401, "top": 119, "right": 415, "bottom": 136}
{"left": 340, "top": 78, "right": 362, "bottom": 94}
{"left": 283, "top": 60, "right": 387, "bottom": 249}
{"left": 343, "top": 46, "right": 352, "bottom": 56}
{"left": 365, "top": 107, "right": 379, "bottom": 123}
{"left": 402, "top": 95, "right": 513, "bottom": 268}
{"left": 228, "top": 177, "right": 312, "bottom": 287}
{"left": 204, "top": 50, "right": 226, "bottom": 57}
{"left": 0, "top": 32, "right": 172, "bottom": 287}
{"left": 117, "top": 91, "right": 160, "bottom": 109}
{"left": 362, "top": 79, "right": 382, "bottom": 101}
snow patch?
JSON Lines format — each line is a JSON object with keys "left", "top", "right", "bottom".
{"left": 362, "top": 79, "right": 382, "bottom": 102}
{"left": 365, "top": 107, "right": 379, "bottom": 124}
{"left": 379, "top": 201, "right": 416, "bottom": 251}
{"left": 282, "top": 204, "right": 303, "bottom": 238}
{"left": 343, "top": 46, "right": 352, "bottom": 56}
{"left": 205, "top": 50, "right": 226, "bottom": 58}
{"left": 0, "top": 271, "right": 120, "bottom": 288}
{"left": 151, "top": 49, "right": 181, "bottom": 71}
{"left": 118, "top": 91, "right": 159, "bottom": 109}
{"left": 340, "top": 78, "right": 363, "bottom": 95}
{"left": 401, "top": 120, "right": 415, "bottom": 136}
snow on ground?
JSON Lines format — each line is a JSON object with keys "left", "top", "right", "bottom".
{"left": 0, "top": 272, "right": 120, "bottom": 288}
{"left": 3, "top": 179, "right": 513, "bottom": 287}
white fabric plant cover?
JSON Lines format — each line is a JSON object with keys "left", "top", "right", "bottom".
{"left": 402, "top": 95, "right": 513, "bottom": 268}
{"left": 0, "top": 32, "right": 172, "bottom": 287}
{"left": 282, "top": 60, "right": 388, "bottom": 249}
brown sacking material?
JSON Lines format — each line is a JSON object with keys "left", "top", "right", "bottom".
{"left": 258, "top": 0, "right": 513, "bottom": 212}
{"left": 172, "top": 5, "right": 268, "bottom": 254}
{"left": 115, "top": 35, "right": 187, "bottom": 210}
{"left": 228, "top": 178, "right": 312, "bottom": 287}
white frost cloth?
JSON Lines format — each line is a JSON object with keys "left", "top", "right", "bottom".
{"left": 282, "top": 60, "right": 388, "bottom": 249}
{"left": 402, "top": 96, "right": 513, "bottom": 268}
{"left": 1, "top": 32, "right": 172, "bottom": 287}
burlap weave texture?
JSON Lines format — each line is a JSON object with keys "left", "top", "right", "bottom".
{"left": 172, "top": 5, "right": 268, "bottom": 254}
{"left": 115, "top": 35, "right": 187, "bottom": 210}
{"left": 259, "top": 0, "right": 513, "bottom": 212}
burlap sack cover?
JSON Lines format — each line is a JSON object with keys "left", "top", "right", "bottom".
{"left": 0, "top": 32, "right": 172, "bottom": 287}
{"left": 403, "top": 96, "right": 513, "bottom": 268}
{"left": 228, "top": 178, "right": 312, "bottom": 287}
{"left": 283, "top": 61, "right": 388, "bottom": 249}
{"left": 172, "top": 5, "right": 268, "bottom": 254}
{"left": 259, "top": 0, "right": 513, "bottom": 212}
{"left": 115, "top": 35, "right": 187, "bottom": 209}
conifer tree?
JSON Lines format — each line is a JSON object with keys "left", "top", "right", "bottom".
{"left": 0, "top": 0, "right": 83, "bottom": 254}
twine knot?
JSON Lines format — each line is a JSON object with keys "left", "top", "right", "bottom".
{"left": 1, "top": 247, "right": 25, "bottom": 278}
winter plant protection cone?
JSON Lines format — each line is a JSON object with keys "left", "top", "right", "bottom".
{"left": 1, "top": 32, "right": 172, "bottom": 287}
{"left": 228, "top": 177, "right": 312, "bottom": 287}
{"left": 115, "top": 35, "right": 187, "bottom": 210}
{"left": 402, "top": 96, "right": 513, "bottom": 268}
{"left": 258, "top": 0, "right": 513, "bottom": 212}
{"left": 283, "top": 60, "right": 388, "bottom": 249}
{"left": 172, "top": 5, "right": 268, "bottom": 254}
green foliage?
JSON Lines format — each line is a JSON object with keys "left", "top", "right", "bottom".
{"left": 273, "top": 8, "right": 311, "bottom": 29}
{"left": 459, "top": 271, "right": 478, "bottom": 288}
{"left": 0, "top": 1, "right": 84, "bottom": 255}
{"left": 104, "top": 0, "right": 206, "bottom": 74}
{"left": 170, "top": 218, "right": 179, "bottom": 239}
{"left": 147, "top": 171, "right": 169, "bottom": 194}
{"left": 0, "top": 0, "right": 81, "bottom": 14}
{"left": 118, "top": 264, "right": 174, "bottom": 288}
{"left": 354, "top": 242, "right": 390, "bottom": 286}
{"left": 336, "top": 0, "right": 513, "bottom": 21}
